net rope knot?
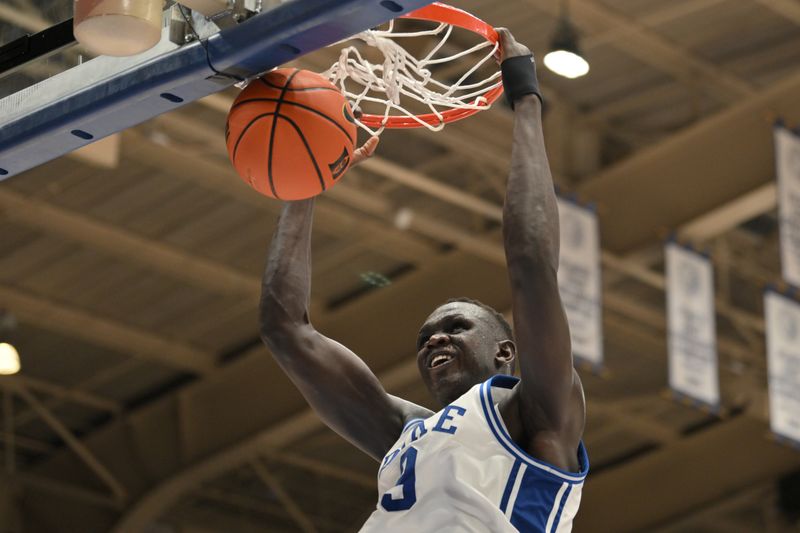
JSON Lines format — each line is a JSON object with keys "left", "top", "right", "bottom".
{"left": 323, "top": 20, "right": 502, "bottom": 135}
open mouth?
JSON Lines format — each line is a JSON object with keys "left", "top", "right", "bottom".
{"left": 428, "top": 352, "right": 455, "bottom": 369}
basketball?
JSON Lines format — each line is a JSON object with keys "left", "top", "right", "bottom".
{"left": 225, "top": 68, "right": 358, "bottom": 200}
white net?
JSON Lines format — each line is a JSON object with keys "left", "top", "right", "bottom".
{"left": 322, "top": 19, "right": 502, "bottom": 136}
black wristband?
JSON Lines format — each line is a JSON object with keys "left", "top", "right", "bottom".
{"left": 501, "top": 55, "right": 543, "bottom": 109}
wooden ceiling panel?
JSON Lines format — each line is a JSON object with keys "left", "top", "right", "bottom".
{"left": 121, "top": 182, "right": 233, "bottom": 241}
{"left": 656, "top": 0, "right": 798, "bottom": 56}
{"left": 4, "top": 157, "right": 92, "bottom": 200}
{"left": 15, "top": 246, "right": 108, "bottom": 297}
{"left": 597, "top": 0, "right": 704, "bottom": 19}
{"left": 0, "top": 220, "right": 41, "bottom": 254}
{"left": 312, "top": 247, "right": 410, "bottom": 305}
{"left": 164, "top": 296, "right": 255, "bottom": 347}
{"left": 7, "top": 321, "right": 130, "bottom": 388}
{"left": 185, "top": 302, "right": 259, "bottom": 353}
{"left": 86, "top": 171, "right": 187, "bottom": 227}
{"left": 0, "top": 234, "right": 75, "bottom": 283}
{"left": 90, "top": 362, "right": 187, "bottom": 406}
{"left": 542, "top": 43, "right": 674, "bottom": 110}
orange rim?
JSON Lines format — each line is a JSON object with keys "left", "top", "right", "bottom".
{"left": 359, "top": 2, "right": 503, "bottom": 129}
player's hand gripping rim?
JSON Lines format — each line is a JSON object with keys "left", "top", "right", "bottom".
{"left": 495, "top": 28, "right": 532, "bottom": 63}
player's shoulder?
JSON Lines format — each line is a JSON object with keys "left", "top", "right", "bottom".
{"left": 388, "top": 394, "right": 434, "bottom": 430}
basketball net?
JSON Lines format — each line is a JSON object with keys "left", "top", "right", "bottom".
{"left": 323, "top": 18, "right": 502, "bottom": 136}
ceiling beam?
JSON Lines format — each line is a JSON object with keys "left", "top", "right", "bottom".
{"left": 13, "top": 359, "right": 144, "bottom": 430}
{"left": 0, "top": 432, "right": 53, "bottom": 454}
{"left": 263, "top": 451, "right": 374, "bottom": 489}
{"left": 0, "top": 375, "right": 120, "bottom": 415}
{"left": 678, "top": 182, "right": 777, "bottom": 242}
{"left": 651, "top": 482, "right": 774, "bottom": 532}
{"left": 250, "top": 459, "right": 318, "bottom": 533}
{"left": 575, "top": 417, "right": 800, "bottom": 532}
{"left": 339, "top": 137, "right": 770, "bottom": 342}
{"left": 0, "top": 188, "right": 260, "bottom": 297}
{"left": 587, "top": 83, "right": 684, "bottom": 122}
{"left": 18, "top": 472, "right": 121, "bottom": 510}
{"left": 130, "top": 126, "right": 436, "bottom": 266}
{"left": 533, "top": 0, "right": 756, "bottom": 102}
{"left": 582, "top": 0, "right": 729, "bottom": 51}
{"left": 754, "top": 0, "right": 800, "bottom": 26}
{"left": 196, "top": 487, "right": 349, "bottom": 532}
{"left": 11, "top": 383, "right": 128, "bottom": 504}
{"left": 579, "top": 69, "right": 800, "bottom": 252}
{"left": 0, "top": 285, "right": 216, "bottom": 375}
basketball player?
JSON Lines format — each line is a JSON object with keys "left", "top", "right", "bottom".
{"left": 259, "top": 29, "right": 587, "bottom": 532}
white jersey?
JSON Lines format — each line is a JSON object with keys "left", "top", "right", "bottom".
{"left": 360, "top": 375, "right": 588, "bottom": 533}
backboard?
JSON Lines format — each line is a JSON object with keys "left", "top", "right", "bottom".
{"left": 0, "top": 0, "right": 433, "bottom": 180}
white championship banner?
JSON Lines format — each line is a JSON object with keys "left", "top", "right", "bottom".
{"left": 765, "top": 289, "right": 800, "bottom": 445}
{"left": 665, "top": 243, "right": 719, "bottom": 408}
{"left": 557, "top": 198, "right": 603, "bottom": 369}
{"left": 775, "top": 126, "right": 800, "bottom": 288}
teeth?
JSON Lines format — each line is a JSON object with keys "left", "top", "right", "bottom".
{"left": 430, "top": 354, "right": 452, "bottom": 368}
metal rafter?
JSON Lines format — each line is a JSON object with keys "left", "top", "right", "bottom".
{"left": 10, "top": 383, "right": 128, "bottom": 503}
{"left": 250, "top": 459, "right": 318, "bottom": 533}
{"left": 0, "top": 375, "right": 120, "bottom": 416}
{"left": 12, "top": 359, "right": 143, "bottom": 429}
{"left": 0, "top": 188, "right": 261, "bottom": 297}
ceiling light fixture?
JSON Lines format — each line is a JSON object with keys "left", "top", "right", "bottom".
{"left": 0, "top": 343, "right": 20, "bottom": 376}
{"left": 543, "top": 1, "right": 589, "bottom": 79}
{"left": 0, "top": 311, "right": 20, "bottom": 375}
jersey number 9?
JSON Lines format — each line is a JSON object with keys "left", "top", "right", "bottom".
{"left": 380, "top": 447, "right": 418, "bottom": 512}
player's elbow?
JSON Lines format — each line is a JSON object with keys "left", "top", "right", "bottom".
{"left": 260, "top": 319, "right": 315, "bottom": 363}
{"left": 259, "top": 299, "right": 307, "bottom": 348}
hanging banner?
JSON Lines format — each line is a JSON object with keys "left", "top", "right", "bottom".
{"left": 557, "top": 198, "right": 603, "bottom": 369}
{"left": 775, "top": 126, "right": 800, "bottom": 288}
{"left": 765, "top": 289, "right": 800, "bottom": 445}
{"left": 665, "top": 242, "right": 719, "bottom": 408}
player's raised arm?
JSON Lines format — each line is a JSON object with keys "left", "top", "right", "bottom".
{"left": 497, "top": 29, "right": 585, "bottom": 441}
{"left": 260, "top": 138, "right": 431, "bottom": 462}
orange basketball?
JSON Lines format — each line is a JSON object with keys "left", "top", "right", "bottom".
{"left": 225, "top": 68, "right": 357, "bottom": 200}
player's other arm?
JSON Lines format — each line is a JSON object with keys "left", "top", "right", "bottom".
{"left": 260, "top": 140, "right": 430, "bottom": 462}
{"left": 498, "top": 30, "right": 585, "bottom": 442}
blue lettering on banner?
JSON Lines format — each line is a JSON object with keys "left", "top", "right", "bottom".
{"left": 432, "top": 405, "right": 467, "bottom": 434}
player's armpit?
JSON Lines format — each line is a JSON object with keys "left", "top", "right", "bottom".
{"left": 263, "top": 322, "right": 432, "bottom": 462}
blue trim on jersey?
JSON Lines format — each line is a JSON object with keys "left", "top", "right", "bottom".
{"left": 499, "top": 459, "right": 522, "bottom": 513}
{"left": 479, "top": 375, "right": 589, "bottom": 483}
{"left": 506, "top": 468, "right": 572, "bottom": 533}
{"left": 508, "top": 471, "right": 557, "bottom": 532}
{"left": 401, "top": 418, "right": 424, "bottom": 434}
{"left": 550, "top": 483, "right": 572, "bottom": 532}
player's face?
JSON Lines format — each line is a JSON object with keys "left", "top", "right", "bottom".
{"left": 416, "top": 302, "right": 508, "bottom": 406}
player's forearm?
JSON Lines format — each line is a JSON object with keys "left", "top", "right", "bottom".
{"left": 503, "top": 95, "right": 559, "bottom": 274}
{"left": 260, "top": 199, "right": 315, "bottom": 338}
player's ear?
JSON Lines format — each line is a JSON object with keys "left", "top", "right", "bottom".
{"left": 495, "top": 339, "right": 516, "bottom": 369}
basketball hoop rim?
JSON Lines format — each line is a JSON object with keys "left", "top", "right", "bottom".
{"left": 358, "top": 2, "right": 504, "bottom": 130}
